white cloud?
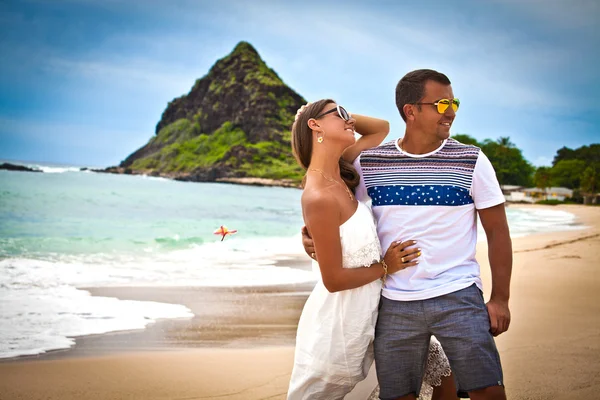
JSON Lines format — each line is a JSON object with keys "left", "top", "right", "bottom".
{"left": 2, "top": 0, "right": 597, "bottom": 166}
{"left": 44, "top": 56, "right": 196, "bottom": 94}
{"left": 0, "top": 115, "right": 146, "bottom": 156}
{"left": 227, "top": 1, "right": 580, "bottom": 111}
{"left": 491, "top": 0, "right": 600, "bottom": 31}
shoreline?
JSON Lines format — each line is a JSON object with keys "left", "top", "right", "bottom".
{"left": 1, "top": 205, "right": 599, "bottom": 399}
{"left": 479, "top": 204, "right": 600, "bottom": 399}
{"left": 4, "top": 161, "right": 600, "bottom": 199}
{"left": 1, "top": 161, "right": 304, "bottom": 188}
{"left": 0, "top": 263, "right": 315, "bottom": 363}
{"left": 94, "top": 166, "right": 304, "bottom": 188}
{"left": 0, "top": 203, "right": 592, "bottom": 364}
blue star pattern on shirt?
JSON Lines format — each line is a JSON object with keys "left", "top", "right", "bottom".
{"left": 367, "top": 184, "right": 473, "bottom": 206}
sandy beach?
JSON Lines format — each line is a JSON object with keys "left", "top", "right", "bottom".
{"left": 1, "top": 204, "right": 599, "bottom": 400}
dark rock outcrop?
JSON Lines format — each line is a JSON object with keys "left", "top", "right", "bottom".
{"left": 0, "top": 163, "right": 42, "bottom": 173}
{"left": 112, "top": 41, "right": 306, "bottom": 184}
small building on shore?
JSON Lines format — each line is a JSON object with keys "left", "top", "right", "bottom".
{"left": 501, "top": 185, "right": 573, "bottom": 203}
{"left": 583, "top": 192, "right": 600, "bottom": 205}
{"left": 501, "top": 185, "right": 528, "bottom": 202}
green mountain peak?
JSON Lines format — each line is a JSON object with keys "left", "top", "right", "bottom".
{"left": 117, "top": 41, "right": 306, "bottom": 184}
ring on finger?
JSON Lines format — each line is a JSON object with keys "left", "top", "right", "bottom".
{"left": 401, "top": 257, "right": 406, "bottom": 263}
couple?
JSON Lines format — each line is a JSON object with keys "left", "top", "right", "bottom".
{"left": 287, "top": 69, "right": 512, "bottom": 400}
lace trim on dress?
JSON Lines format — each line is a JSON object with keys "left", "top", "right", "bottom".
{"left": 342, "top": 238, "right": 382, "bottom": 269}
{"left": 366, "top": 338, "right": 452, "bottom": 400}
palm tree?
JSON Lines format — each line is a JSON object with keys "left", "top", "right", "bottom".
{"left": 581, "top": 166, "right": 598, "bottom": 205}
{"left": 534, "top": 167, "right": 553, "bottom": 200}
{"left": 497, "top": 137, "right": 515, "bottom": 148}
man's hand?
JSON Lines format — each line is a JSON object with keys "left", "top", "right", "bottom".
{"left": 479, "top": 204, "right": 512, "bottom": 337}
{"left": 486, "top": 298, "right": 510, "bottom": 336}
{"left": 301, "top": 226, "right": 316, "bottom": 260}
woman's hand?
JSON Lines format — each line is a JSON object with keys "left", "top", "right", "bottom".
{"left": 383, "top": 240, "right": 420, "bottom": 274}
{"left": 341, "top": 114, "right": 390, "bottom": 163}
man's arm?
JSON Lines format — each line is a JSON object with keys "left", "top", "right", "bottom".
{"left": 478, "top": 203, "right": 512, "bottom": 336}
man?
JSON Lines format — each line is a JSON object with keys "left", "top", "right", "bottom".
{"left": 302, "top": 69, "right": 512, "bottom": 400}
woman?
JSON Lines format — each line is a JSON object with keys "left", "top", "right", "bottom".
{"left": 287, "top": 100, "right": 456, "bottom": 400}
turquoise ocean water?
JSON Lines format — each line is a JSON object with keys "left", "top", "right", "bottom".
{"left": 0, "top": 162, "right": 582, "bottom": 359}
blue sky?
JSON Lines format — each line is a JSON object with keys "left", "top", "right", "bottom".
{"left": 1, "top": 0, "right": 598, "bottom": 167}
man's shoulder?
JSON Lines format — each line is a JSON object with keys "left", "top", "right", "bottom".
{"left": 359, "top": 140, "right": 398, "bottom": 157}
{"left": 445, "top": 137, "right": 480, "bottom": 150}
{"left": 442, "top": 138, "right": 481, "bottom": 158}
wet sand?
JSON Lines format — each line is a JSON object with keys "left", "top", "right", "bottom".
{"left": 1, "top": 205, "right": 599, "bottom": 400}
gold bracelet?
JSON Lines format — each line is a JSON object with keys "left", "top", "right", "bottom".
{"left": 380, "top": 259, "right": 388, "bottom": 286}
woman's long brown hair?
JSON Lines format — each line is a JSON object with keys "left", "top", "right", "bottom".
{"left": 291, "top": 99, "right": 359, "bottom": 190}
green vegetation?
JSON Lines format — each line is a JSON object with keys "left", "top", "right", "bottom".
{"left": 154, "top": 119, "right": 197, "bottom": 144}
{"left": 548, "top": 145, "right": 600, "bottom": 192}
{"left": 582, "top": 166, "right": 598, "bottom": 195}
{"left": 131, "top": 120, "right": 247, "bottom": 172}
{"left": 215, "top": 41, "right": 284, "bottom": 88}
{"left": 533, "top": 166, "right": 552, "bottom": 189}
{"left": 123, "top": 41, "right": 305, "bottom": 183}
{"left": 123, "top": 41, "right": 596, "bottom": 195}
{"left": 454, "top": 134, "right": 599, "bottom": 204}
{"left": 535, "top": 199, "right": 563, "bottom": 205}
{"left": 130, "top": 118, "right": 304, "bottom": 182}
{"left": 553, "top": 144, "right": 600, "bottom": 165}
{"left": 550, "top": 159, "right": 587, "bottom": 189}
{"left": 543, "top": 145, "right": 600, "bottom": 204}
{"left": 533, "top": 145, "right": 600, "bottom": 200}
{"left": 452, "top": 134, "right": 534, "bottom": 186}
{"left": 238, "top": 141, "right": 304, "bottom": 181}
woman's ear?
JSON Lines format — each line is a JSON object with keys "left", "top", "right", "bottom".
{"left": 307, "top": 118, "right": 320, "bottom": 130}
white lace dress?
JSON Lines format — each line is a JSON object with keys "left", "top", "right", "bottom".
{"left": 287, "top": 202, "right": 451, "bottom": 400}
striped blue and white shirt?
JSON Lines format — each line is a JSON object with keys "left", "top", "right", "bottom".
{"left": 354, "top": 138, "right": 505, "bottom": 301}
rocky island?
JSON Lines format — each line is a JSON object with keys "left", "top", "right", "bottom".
{"left": 102, "top": 42, "right": 307, "bottom": 187}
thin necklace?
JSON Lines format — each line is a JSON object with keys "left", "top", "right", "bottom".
{"left": 308, "top": 168, "right": 354, "bottom": 200}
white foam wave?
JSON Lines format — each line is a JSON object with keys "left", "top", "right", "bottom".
{"left": 34, "top": 165, "right": 82, "bottom": 173}
{"left": 1, "top": 235, "right": 313, "bottom": 288}
{"left": 0, "top": 235, "right": 315, "bottom": 359}
{"left": 0, "top": 207, "right": 581, "bottom": 359}
{"left": 0, "top": 285, "right": 192, "bottom": 359}
{"left": 139, "top": 174, "right": 170, "bottom": 181}
{"left": 474, "top": 207, "right": 583, "bottom": 241}
{"left": 504, "top": 207, "right": 582, "bottom": 237}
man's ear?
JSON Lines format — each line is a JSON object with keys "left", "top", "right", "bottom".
{"left": 403, "top": 104, "right": 416, "bottom": 121}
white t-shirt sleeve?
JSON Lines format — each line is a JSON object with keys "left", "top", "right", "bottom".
{"left": 353, "top": 155, "right": 370, "bottom": 203}
{"left": 471, "top": 150, "right": 505, "bottom": 209}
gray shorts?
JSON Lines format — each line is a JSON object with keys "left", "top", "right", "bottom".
{"left": 374, "top": 284, "right": 503, "bottom": 399}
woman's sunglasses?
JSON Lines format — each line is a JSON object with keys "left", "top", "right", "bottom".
{"left": 314, "top": 105, "right": 351, "bottom": 121}
{"left": 414, "top": 98, "right": 460, "bottom": 114}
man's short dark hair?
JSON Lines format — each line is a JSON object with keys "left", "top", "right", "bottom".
{"left": 395, "top": 69, "right": 451, "bottom": 121}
